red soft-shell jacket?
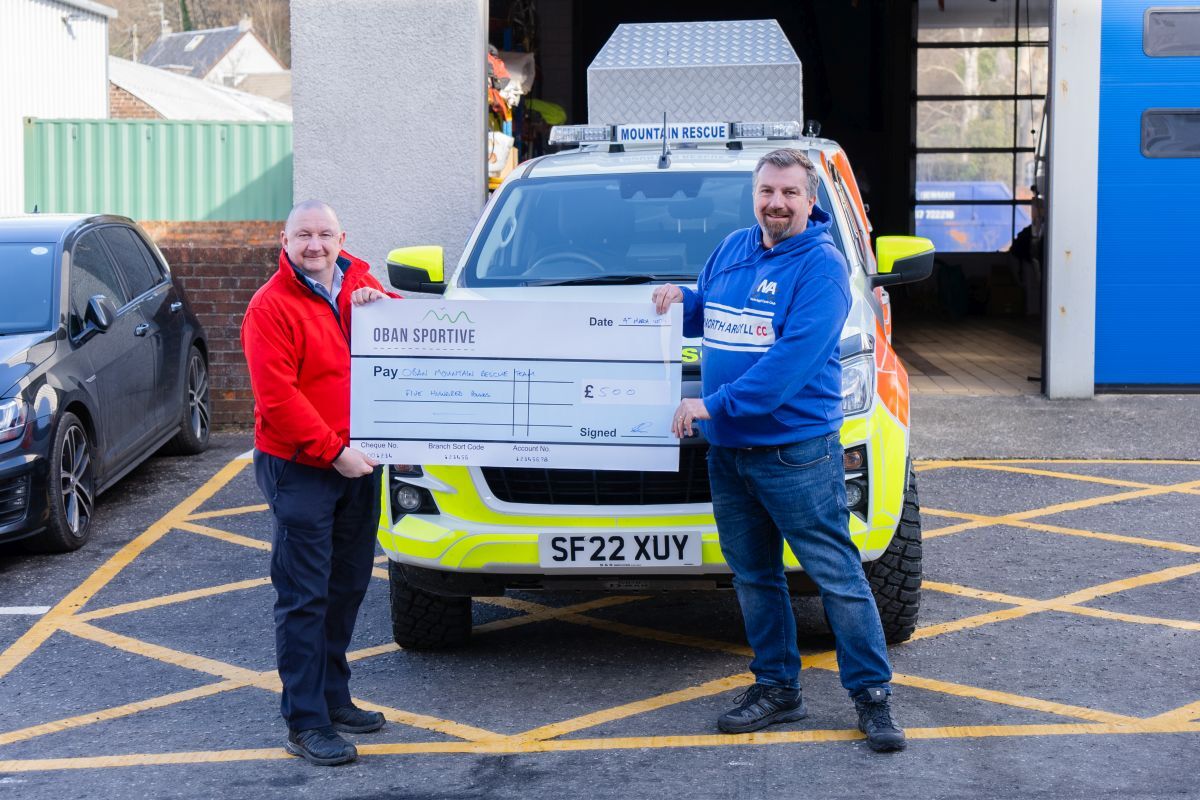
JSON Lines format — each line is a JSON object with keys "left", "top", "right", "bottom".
{"left": 241, "top": 249, "right": 399, "bottom": 468}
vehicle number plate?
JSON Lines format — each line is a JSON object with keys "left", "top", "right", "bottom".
{"left": 539, "top": 532, "right": 701, "bottom": 568}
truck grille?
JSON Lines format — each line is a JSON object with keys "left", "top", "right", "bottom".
{"left": 481, "top": 446, "right": 711, "bottom": 506}
{"left": 0, "top": 475, "right": 31, "bottom": 526}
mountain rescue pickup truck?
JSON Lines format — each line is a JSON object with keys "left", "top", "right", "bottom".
{"left": 376, "top": 21, "right": 932, "bottom": 651}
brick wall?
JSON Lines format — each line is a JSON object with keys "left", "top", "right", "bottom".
{"left": 161, "top": 245, "right": 279, "bottom": 429}
{"left": 109, "top": 84, "right": 162, "bottom": 119}
{"left": 144, "top": 220, "right": 282, "bottom": 247}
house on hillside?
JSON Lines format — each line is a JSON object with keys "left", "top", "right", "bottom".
{"left": 139, "top": 18, "right": 289, "bottom": 103}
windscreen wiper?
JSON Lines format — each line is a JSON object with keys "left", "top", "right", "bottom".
{"left": 524, "top": 274, "right": 696, "bottom": 287}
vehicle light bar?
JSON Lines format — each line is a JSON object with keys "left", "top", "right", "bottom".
{"left": 730, "top": 121, "right": 802, "bottom": 140}
{"left": 547, "top": 120, "right": 804, "bottom": 147}
{"left": 548, "top": 125, "right": 614, "bottom": 145}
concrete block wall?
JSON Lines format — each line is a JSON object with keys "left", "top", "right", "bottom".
{"left": 291, "top": 0, "right": 488, "bottom": 282}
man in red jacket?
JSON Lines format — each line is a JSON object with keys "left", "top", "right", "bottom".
{"left": 242, "top": 199, "right": 398, "bottom": 766}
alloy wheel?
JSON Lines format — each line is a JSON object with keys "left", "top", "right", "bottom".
{"left": 187, "top": 353, "right": 211, "bottom": 441}
{"left": 59, "top": 425, "right": 93, "bottom": 538}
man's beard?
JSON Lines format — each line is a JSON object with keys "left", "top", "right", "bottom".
{"left": 761, "top": 211, "right": 793, "bottom": 242}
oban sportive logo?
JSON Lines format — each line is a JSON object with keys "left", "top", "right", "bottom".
{"left": 372, "top": 308, "right": 478, "bottom": 345}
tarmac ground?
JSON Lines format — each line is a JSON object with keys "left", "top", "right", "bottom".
{"left": 1, "top": 394, "right": 1198, "bottom": 799}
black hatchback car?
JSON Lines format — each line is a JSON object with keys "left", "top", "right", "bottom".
{"left": 0, "top": 214, "right": 210, "bottom": 552}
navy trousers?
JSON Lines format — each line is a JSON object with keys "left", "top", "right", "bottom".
{"left": 254, "top": 451, "right": 380, "bottom": 732}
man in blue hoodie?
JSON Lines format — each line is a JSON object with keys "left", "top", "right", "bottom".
{"left": 652, "top": 149, "right": 905, "bottom": 752}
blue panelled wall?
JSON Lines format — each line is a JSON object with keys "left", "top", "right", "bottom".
{"left": 1096, "top": 2, "right": 1200, "bottom": 387}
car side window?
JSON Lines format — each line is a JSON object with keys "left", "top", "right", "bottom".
{"left": 99, "top": 226, "right": 163, "bottom": 299}
{"left": 829, "top": 167, "right": 871, "bottom": 272}
{"left": 70, "top": 231, "right": 129, "bottom": 336}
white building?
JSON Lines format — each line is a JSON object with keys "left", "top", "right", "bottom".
{"left": 0, "top": 0, "right": 114, "bottom": 214}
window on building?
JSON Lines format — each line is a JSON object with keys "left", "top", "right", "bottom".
{"left": 1144, "top": 8, "right": 1200, "bottom": 57}
{"left": 1142, "top": 109, "right": 1200, "bottom": 157}
{"left": 914, "top": 1, "right": 1049, "bottom": 252}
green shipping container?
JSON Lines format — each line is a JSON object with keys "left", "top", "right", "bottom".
{"left": 23, "top": 118, "right": 293, "bottom": 221}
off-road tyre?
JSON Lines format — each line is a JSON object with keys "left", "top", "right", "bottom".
{"left": 867, "top": 463, "right": 922, "bottom": 643}
{"left": 388, "top": 561, "right": 472, "bottom": 650}
{"left": 160, "top": 345, "right": 211, "bottom": 456}
{"left": 28, "top": 412, "right": 95, "bottom": 553}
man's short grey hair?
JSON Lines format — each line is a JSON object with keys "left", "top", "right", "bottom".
{"left": 753, "top": 149, "right": 819, "bottom": 200}
{"left": 285, "top": 199, "right": 342, "bottom": 233}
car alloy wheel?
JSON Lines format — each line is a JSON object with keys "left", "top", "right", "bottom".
{"left": 186, "top": 351, "right": 210, "bottom": 442}
{"left": 59, "top": 423, "right": 93, "bottom": 539}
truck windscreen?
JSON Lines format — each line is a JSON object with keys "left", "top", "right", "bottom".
{"left": 462, "top": 172, "right": 765, "bottom": 287}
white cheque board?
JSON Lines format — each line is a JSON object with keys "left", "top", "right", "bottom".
{"left": 350, "top": 300, "right": 682, "bottom": 470}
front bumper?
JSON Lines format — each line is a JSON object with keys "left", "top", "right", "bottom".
{"left": 377, "top": 403, "right": 910, "bottom": 581}
{"left": 0, "top": 450, "right": 49, "bottom": 544}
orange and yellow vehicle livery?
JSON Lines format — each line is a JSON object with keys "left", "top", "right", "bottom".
{"left": 380, "top": 121, "right": 932, "bottom": 649}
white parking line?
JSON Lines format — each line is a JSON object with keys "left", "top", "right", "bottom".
{"left": 0, "top": 607, "right": 51, "bottom": 616}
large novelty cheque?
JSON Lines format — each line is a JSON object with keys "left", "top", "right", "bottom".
{"left": 350, "top": 300, "right": 683, "bottom": 470}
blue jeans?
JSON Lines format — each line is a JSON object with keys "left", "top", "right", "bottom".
{"left": 709, "top": 432, "right": 892, "bottom": 696}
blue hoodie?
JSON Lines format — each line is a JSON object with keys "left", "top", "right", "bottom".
{"left": 681, "top": 205, "right": 850, "bottom": 447}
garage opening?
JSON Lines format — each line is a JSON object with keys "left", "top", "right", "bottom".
{"left": 896, "top": 0, "right": 1049, "bottom": 396}
{"left": 487, "top": 0, "right": 1051, "bottom": 396}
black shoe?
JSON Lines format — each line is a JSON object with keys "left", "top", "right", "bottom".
{"left": 717, "top": 684, "right": 808, "bottom": 734}
{"left": 854, "top": 687, "right": 907, "bottom": 752}
{"left": 285, "top": 726, "right": 358, "bottom": 766}
{"left": 329, "top": 703, "right": 386, "bottom": 734}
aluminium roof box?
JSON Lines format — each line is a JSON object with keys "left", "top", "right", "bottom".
{"left": 587, "top": 19, "right": 803, "bottom": 126}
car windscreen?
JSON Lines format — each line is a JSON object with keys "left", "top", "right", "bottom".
{"left": 0, "top": 243, "right": 55, "bottom": 334}
{"left": 462, "top": 171, "right": 847, "bottom": 287}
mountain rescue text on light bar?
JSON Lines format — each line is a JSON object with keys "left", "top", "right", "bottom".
{"left": 548, "top": 120, "right": 803, "bottom": 147}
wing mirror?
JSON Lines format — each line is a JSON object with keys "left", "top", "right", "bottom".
{"left": 871, "top": 236, "right": 935, "bottom": 288}
{"left": 387, "top": 246, "right": 446, "bottom": 295}
{"left": 85, "top": 294, "right": 117, "bottom": 333}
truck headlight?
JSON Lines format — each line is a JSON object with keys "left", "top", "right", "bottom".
{"left": 841, "top": 356, "right": 874, "bottom": 416}
{"left": 0, "top": 398, "right": 28, "bottom": 443}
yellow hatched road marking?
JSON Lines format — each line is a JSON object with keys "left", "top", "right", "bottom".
{"left": 76, "top": 578, "right": 273, "bottom": 622}
{"left": 64, "top": 619, "right": 271, "bottom": 684}
{"left": 509, "top": 673, "right": 755, "bottom": 743}
{"left": 887, "top": 672, "right": 1140, "bottom": 724}
{"left": 0, "top": 596, "right": 655, "bottom": 751}
{"left": 922, "top": 506, "right": 1200, "bottom": 552}
{"left": 1147, "top": 699, "right": 1200, "bottom": 724}
{"left": 184, "top": 504, "right": 269, "bottom": 521}
{"left": 1062, "top": 605, "right": 1200, "bottom": 632}
{"left": 923, "top": 580, "right": 1031, "bottom": 606}
{"left": 175, "top": 520, "right": 271, "bottom": 552}
{"left": 4, "top": 720, "right": 1200, "bottom": 773}
{"left": 62, "top": 620, "right": 501, "bottom": 742}
{"left": 3, "top": 455, "right": 1199, "bottom": 771}
{"left": 926, "top": 580, "right": 1200, "bottom": 630}
{"left": 916, "top": 562, "right": 1200, "bottom": 641}
{"left": 917, "top": 459, "right": 1200, "bottom": 469}
{"left": 0, "top": 680, "right": 245, "bottom": 747}
{"left": 979, "top": 479, "right": 1200, "bottom": 524}
{"left": 922, "top": 463, "right": 1162, "bottom": 489}
{"left": 475, "top": 595, "right": 648, "bottom": 631}
{"left": 1009, "top": 518, "right": 1200, "bottom": 553}
{"left": 0, "top": 458, "right": 249, "bottom": 682}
